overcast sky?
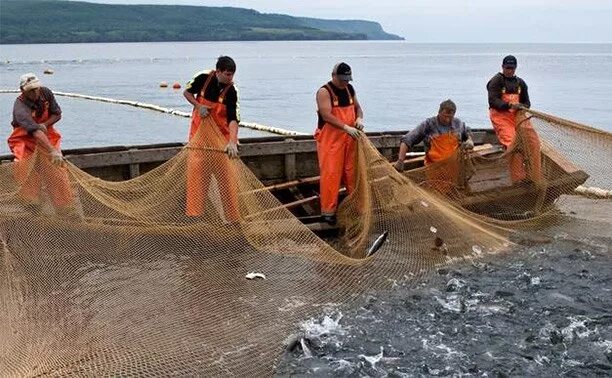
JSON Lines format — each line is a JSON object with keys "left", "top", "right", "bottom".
{"left": 74, "top": 0, "right": 611, "bottom": 42}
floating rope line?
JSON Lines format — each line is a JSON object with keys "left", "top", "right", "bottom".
{"left": 574, "top": 185, "right": 612, "bottom": 199}
{"left": 2, "top": 89, "right": 609, "bottom": 196}
{"left": 0, "top": 89, "right": 308, "bottom": 137}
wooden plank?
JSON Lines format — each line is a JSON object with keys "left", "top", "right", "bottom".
{"left": 459, "top": 171, "right": 588, "bottom": 207}
{"left": 127, "top": 148, "right": 140, "bottom": 178}
{"left": 244, "top": 195, "right": 319, "bottom": 220}
{"left": 243, "top": 176, "right": 320, "bottom": 195}
{"left": 306, "top": 221, "right": 338, "bottom": 233}
{"left": 66, "top": 147, "right": 181, "bottom": 169}
{"left": 0, "top": 130, "right": 501, "bottom": 188}
{"left": 289, "top": 186, "right": 318, "bottom": 216}
{"left": 284, "top": 138, "right": 297, "bottom": 180}
{"left": 128, "top": 163, "right": 140, "bottom": 179}
{"left": 539, "top": 141, "right": 582, "bottom": 174}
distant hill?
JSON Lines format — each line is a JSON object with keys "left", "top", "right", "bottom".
{"left": 298, "top": 17, "right": 402, "bottom": 41}
{"left": 0, "top": 0, "right": 403, "bottom": 44}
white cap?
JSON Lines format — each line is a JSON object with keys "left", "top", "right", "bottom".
{"left": 19, "top": 73, "right": 42, "bottom": 91}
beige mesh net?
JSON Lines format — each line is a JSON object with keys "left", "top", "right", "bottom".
{"left": 1, "top": 111, "right": 610, "bottom": 376}
{"left": 405, "top": 110, "right": 608, "bottom": 221}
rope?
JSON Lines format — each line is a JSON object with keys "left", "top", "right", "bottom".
{"left": 0, "top": 89, "right": 308, "bottom": 137}
{"left": 574, "top": 185, "right": 612, "bottom": 199}
{"left": 525, "top": 108, "right": 612, "bottom": 137}
{"left": 3, "top": 89, "right": 610, "bottom": 197}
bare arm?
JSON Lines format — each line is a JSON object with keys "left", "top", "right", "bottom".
{"left": 397, "top": 142, "right": 410, "bottom": 163}
{"left": 353, "top": 94, "right": 363, "bottom": 120}
{"left": 392, "top": 142, "right": 410, "bottom": 172}
{"left": 520, "top": 79, "right": 531, "bottom": 108}
{"left": 394, "top": 122, "right": 428, "bottom": 169}
{"left": 183, "top": 89, "right": 199, "bottom": 108}
{"left": 42, "top": 113, "right": 61, "bottom": 128}
{"left": 228, "top": 120, "right": 239, "bottom": 144}
{"left": 316, "top": 88, "right": 349, "bottom": 130}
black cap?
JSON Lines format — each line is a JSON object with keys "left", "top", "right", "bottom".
{"left": 502, "top": 55, "right": 517, "bottom": 68}
{"left": 332, "top": 62, "right": 353, "bottom": 81}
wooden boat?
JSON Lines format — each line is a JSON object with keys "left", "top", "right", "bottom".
{"left": 0, "top": 129, "right": 588, "bottom": 231}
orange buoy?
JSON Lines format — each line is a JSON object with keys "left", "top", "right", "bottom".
{"left": 43, "top": 68, "right": 54, "bottom": 75}
{"left": 172, "top": 82, "right": 181, "bottom": 89}
{"left": 159, "top": 81, "right": 169, "bottom": 88}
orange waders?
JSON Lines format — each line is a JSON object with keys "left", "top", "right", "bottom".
{"left": 489, "top": 92, "right": 542, "bottom": 183}
{"left": 315, "top": 86, "right": 357, "bottom": 217}
{"left": 424, "top": 133, "right": 460, "bottom": 194}
{"left": 7, "top": 104, "right": 73, "bottom": 208}
{"left": 185, "top": 72, "right": 240, "bottom": 220}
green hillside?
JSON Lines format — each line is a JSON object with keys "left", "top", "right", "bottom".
{"left": 0, "top": 0, "right": 403, "bottom": 44}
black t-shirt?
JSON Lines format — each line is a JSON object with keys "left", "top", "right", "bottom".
{"left": 486, "top": 72, "right": 531, "bottom": 111}
{"left": 317, "top": 81, "right": 356, "bottom": 128}
{"left": 185, "top": 70, "right": 240, "bottom": 123}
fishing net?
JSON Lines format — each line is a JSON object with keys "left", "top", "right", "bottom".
{"left": 0, "top": 111, "right": 609, "bottom": 376}
{"left": 404, "top": 110, "right": 610, "bottom": 221}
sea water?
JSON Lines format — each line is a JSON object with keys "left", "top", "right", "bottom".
{"left": 1, "top": 41, "right": 611, "bottom": 153}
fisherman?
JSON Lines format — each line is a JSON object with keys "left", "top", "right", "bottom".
{"left": 315, "top": 62, "right": 364, "bottom": 225}
{"left": 393, "top": 99, "right": 473, "bottom": 193}
{"left": 487, "top": 55, "right": 542, "bottom": 184}
{"left": 8, "top": 73, "right": 76, "bottom": 216}
{"left": 183, "top": 56, "right": 241, "bottom": 220}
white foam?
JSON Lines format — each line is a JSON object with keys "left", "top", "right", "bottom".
{"left": 358, "top": 346, "right": 384, "bottom": 369}
{"left": 562, "top": 316, "right": 598, "bottom": 341}
{"left": 434, "top": 295, "right": 463, "bottom": 313}
{"left": 300, "top": 312, "right": 346, "bottom": 338}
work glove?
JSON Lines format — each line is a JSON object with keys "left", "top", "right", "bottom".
{"left": 50, "top": 149, "right": 65, "bottom": 166}
{"left": 393, "top": 160, "right": 405, "bottom": 173}
{"left": 198, "top": 105, "right": 210, "bottom": 118}
{"left": 342, "top": 125, "right": 360, "bottom": 139}
{"left": 224, "top": 141, "right": 239, "bottom": 159}
{"left": 461, "top": 139, "right": 475, "bottom": 150}
{"left": 354, "top": 117, "right": 365, "bottom": 131}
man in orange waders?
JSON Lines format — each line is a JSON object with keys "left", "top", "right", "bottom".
{"left": 8, "top": 73, "right": 75, "bottom": 215}
{"left": 183, "top": 56, "right": 241, "bottom": 221}
{"left": 315, "top": 62, "right": 364, "bottom": 226}
{"left": 487, "top": 55, "right": 542, "bottom": 184}
{"left": 393, "top": 100, "right": 473, "bottom": 194}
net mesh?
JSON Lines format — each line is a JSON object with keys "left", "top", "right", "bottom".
{"left": 1, "top": 111, "right": 610, "bottom": 376}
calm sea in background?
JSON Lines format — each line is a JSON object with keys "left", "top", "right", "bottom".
{"left": 1, "top": 41, "right": 611, "bottom": 154}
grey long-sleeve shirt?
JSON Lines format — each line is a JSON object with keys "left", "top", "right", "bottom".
{"left": 400, "top": 116, "right": 469, "bottom": 153}
{"left": 11, "top": 87, "right": 61, "bottom": 134}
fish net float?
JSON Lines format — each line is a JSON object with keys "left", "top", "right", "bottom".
{"left": 1, "top": 89, "right": 606, "bottom": 197}
{"left": 0, "top": 89, "right": 308, "bottom": 137}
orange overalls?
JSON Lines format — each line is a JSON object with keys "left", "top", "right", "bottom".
{"left": 7, "top": 97, "right": 73, "bottom": 208}
{"left": 489, "top": 89, "right": 542, "bottom": 183}
{"left": 424, "top": 132, "right": 461, "bottom": 194}
{"left": 185, "top": 72, "right": 240, "bottom": 220}
{"left": 315, "top": 84, "right": 357, "bottom": 217}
